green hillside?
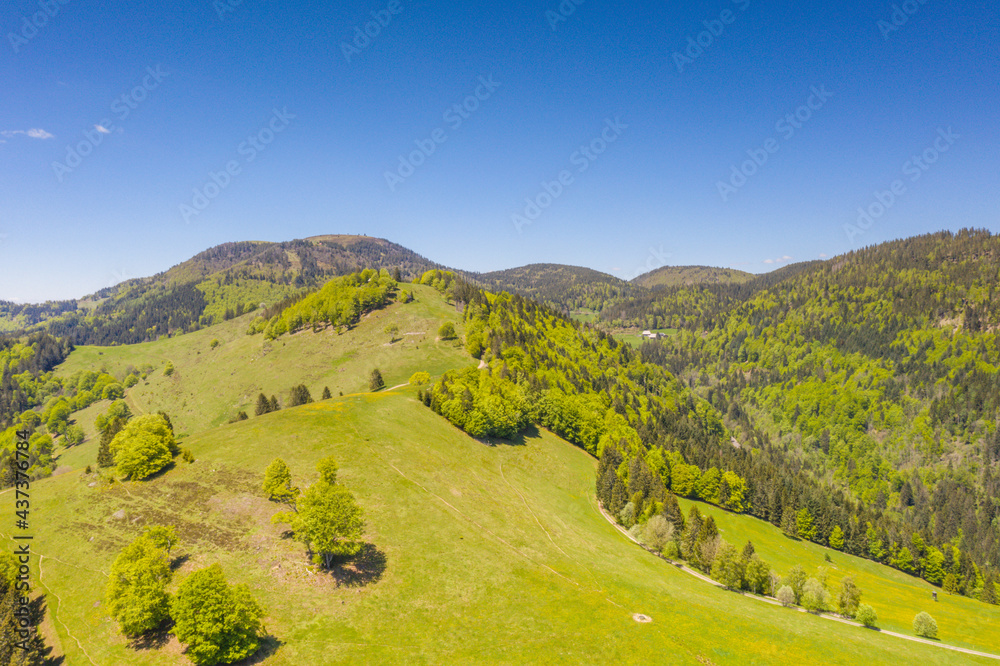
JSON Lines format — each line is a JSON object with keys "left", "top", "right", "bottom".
{"left": 631, "top": 265, "right": 754, "bottom": 289}
{"left": 53, "top": 283, "right": 468, "bottom": 437}
{"left": 9, "top": 390, "right": 995, "bottom": 664}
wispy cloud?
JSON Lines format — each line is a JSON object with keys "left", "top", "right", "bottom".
{"left": 819, "top": 252, "right": 828, "bottom": 258}
{"left": 95, "top": 125, "right": 112, "bottom": 134}
{"left": 1, "top": 128, "right": 55, "bottom": 140}
{"left": 763, "top": 255, "right": 794, "bottom": 265}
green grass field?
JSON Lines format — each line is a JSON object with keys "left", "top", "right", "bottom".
{"left": 8, "top": 390, "right": 997, "bottom": 664}
{"left": 675, "top": 495, "right": 1000, "bottom": 656}
{"left": 54, "top": 283, "right": 470, "bottom": 438}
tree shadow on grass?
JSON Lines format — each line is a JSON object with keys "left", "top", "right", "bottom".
{"left": 170, "top": 554, "right": 190, "bottom": 572}
{"left": 478, "top": 424, "right": 541, "bottom": 448}
{"left": 31, "top": 596, "right": 65, "bottom": 666}
{"left": 128, "top": 623, "right": 173, "bottom": 651}
{"left": 323, "top": 543, "right": 387, "bottom": 588}
{"left": 232, "top": 635, "right": 284, "bottom": 665}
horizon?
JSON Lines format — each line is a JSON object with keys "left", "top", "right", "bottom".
{"left": 2, "top": 0, "right": 998, "bottom": 301}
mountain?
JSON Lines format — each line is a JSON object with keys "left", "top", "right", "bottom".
{"left": 630, "top": 265, "right": 754, "bottom": 289}
{"left": 14, "top": 236, "right": 444, "bottom": 345}
{"left": 472, "top": 263, "right": 641, "bottom": 313}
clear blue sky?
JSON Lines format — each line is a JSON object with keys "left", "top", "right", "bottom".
{"left": 1, "top": 0, "right": 997, "bottom": 302}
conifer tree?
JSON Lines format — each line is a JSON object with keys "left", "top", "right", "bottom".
{"left": 255, "top": 393, "right": 271, "bottom": 416}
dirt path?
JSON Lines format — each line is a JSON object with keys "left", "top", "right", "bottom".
{"left": 595, "top": 502, "right": 1000, "bottom": 661}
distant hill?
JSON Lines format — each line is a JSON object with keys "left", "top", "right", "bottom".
{"left": 631, "top": 265, "right": 754, "bottom": 289}
{"left": 8, "top": 236, "right": 444, "bottom": 345}
{"left": 473, "top": 263, "right": 640, "bottom": 312}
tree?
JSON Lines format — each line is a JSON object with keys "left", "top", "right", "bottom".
{"left": 776, "top": 585, "right": 796, "bottom": 607}
{"left": 642, "top": 515, "right": 674, "bottom": 553}
{"left": 111, "top": 414, "right": 176, "bottom": 480}
{"left": 438, "top": 322, "right": 456, "bottom": 340}
{"left": 369, "top": 368, "right": 384, "bottom": 391}
{"left": 801, "top": 577, "right": 829, "bottom": 611}
{"left": 829, "top": 525, "right": 844, "bottom": 550}
{"left": 983, "top": 572, "right": 998, "bottom": 605}
{"left": 171, "top": 564, "right": 265, "bottom": 666}
{"left": 384, "top": 323, "right": 399, "bottom": 341}
{"left": 97, "top": 416, "right": 127, "bottom": 468}
{"left": 262, "top": 458, "right": 299, "bottom": 506}
{"left": 796, "top": 507, "right": 817, "bottom": 541}
{"left": 255, "top": 393, "right": 271, "bottom": 416}
{"left": 321, "top": 386, "right": 332, "bottom": 400}
{"left": 288, "top": 384, "right": 312, "bottom": 407}
{"left": 913, "top": 611, "right": 938, "bottom": 638}
{"left": 269, "top": 395, "right": 280, "bottom": 412}
{"left": 409, "top": 371, "right": 431, "bottom": 385}
{"left": 275, "top": 481, "right": 365, "bottom": 568}
{"left": 855, "top": 603, "right": 878, "bottom": 627}
{"left": 65, "top": 424, "right": 85, "bottom": 446}
{"left": 745, "top": 556, "right": 772, "bottom": 595}
{"left": 837, "top": 576, "right": 862, "bottom": 616}
{"left": 785, "top": 564, "right": 807, "bottom": 604}
{"left": 711, "top": 541, "right": 744, "bottom": 589}
{"left": 105, "top": 529, "right": 174, "bottom": 636}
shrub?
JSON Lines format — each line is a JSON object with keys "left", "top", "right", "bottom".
{"left": 210, "top": 339, "right": 220, "bottom": 349}
{"left": 801, "top": 578, "right": 829, "bottom": 612}
{"left": 181, "top": 448, "right": 195, "bottom": 464}
{"left": 409, "top": 371, "right": 431, "bottom": 385}
{"left": 438, "top": 322, "right": 456, "bottom": 340}
{"left": 163, "top": 362, "right": 174, "bottom": 376}
{"left": 171, "top": 564, "right": 265, "bottom": 665}
{"left": 913, "top": 611, "right": 938, "bottom": 638}
{"left": 855, "top": 603, "right": 878, "bottom": 627}
{"left": 776, "top": 585, "right": 796, "bottom": 607}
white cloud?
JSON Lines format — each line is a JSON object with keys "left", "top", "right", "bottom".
{"left": 819, "top": 253, "right": 828, "bottom": 258}
{"left": 95, "top": 125, "right": 111, "bottom": 134}
{"left": 2, "top": 128, "right": 54, "bottom": 139}
{"left": 780, "top": 255, "right": 793, "bottom": 262}
{"left": 763, "top": 259, "right": 775, "bottom": 264}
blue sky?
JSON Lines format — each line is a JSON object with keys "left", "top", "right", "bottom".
{"left": 1, "top": 0, "right": 997, "bottom": 302}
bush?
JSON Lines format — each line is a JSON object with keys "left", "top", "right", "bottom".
{"left": 801, "top": 578, "right": 829, "bottom": 611}
{"left": 65, "top": 424, "right": 85, "bottom": 446}
{"left": 110, "top": 414, "right": 176, "bottom": 480}
{"left": 409, "top": 371, "right": 431, "bottom": 385}
{"left": 776, "top": 585, "right": 796, "bottom": 607}
{"left": 163, "top": 362, "right": 174, "bottom": 376}
{"left": 171, "top": 564, "right": 265, "bottom": 665}
{"left": 438, "top": 322, "right": 456, "bottom": 340}
{"left": 642, "top": 515, "right": 674, "bottom": 553}
{"left": 855, "top": 603, "right": 878, "bottom": 627}
{"left": 181, "top": 448, "right": 195, "bottom": 464}
{"left": 369, "top": 369, "right": 384, "bottom": 391}
{"left": 913, "top": 611, "right": 938, "bottom": 638}
{"left": 210, "top": 338, "right": 220, "bottom": 349}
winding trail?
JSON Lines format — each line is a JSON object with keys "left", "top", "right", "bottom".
{"left": 595, "top": 501, "right": 1000, "bottom": 661}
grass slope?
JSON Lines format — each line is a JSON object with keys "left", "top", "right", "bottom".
{"left": 9, "top": 393, "right": 994, "bottom": 665}
{"left": 53, "top": 283, "right": 468, "bottom": 438}
{"left": 676, "top": 496, "right": 1000, "bottom": 656}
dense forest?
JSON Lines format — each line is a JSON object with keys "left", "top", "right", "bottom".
{"left": 418, "top": 245, "right": 1000, "bottom": 603}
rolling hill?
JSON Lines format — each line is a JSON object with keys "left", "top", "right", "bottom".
{"left": 630, "top": 265, "right": 754, "bottom": 289}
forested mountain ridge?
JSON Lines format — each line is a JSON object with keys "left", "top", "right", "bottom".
{"left": 645, "top": 229, "right": 1000, "bottom": 592}
{"left": 472, "top": 263, "right": 641, "bottom": 314}
{"left": 5, "top": 236, "right": 444, "bottom": 345}
{"left": 630, "top": 265, "right": 754, "bottom": 289}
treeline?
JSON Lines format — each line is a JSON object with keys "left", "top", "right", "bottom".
{"left": 246, "top": 269, "right": 397, "bottom": 339}
{"left": 418, "top": 268, "right": 1000, "bottom": 604}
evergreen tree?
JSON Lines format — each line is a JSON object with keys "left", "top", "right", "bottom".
{"left": 321, "top": 386, "right": 332, "bottom": 400}
{"left": 269, "top": 395, "right": 280, "bottom": 412}
{"left": 829, "top": 525, "right": 844, "bottom": 550}
{"left": 262, "top": 458, "right": 299, "bottom": 507}
{"left": 255, "top": 393, "right": 271, "bottom": 416}
{"left": 369, "top": 369, "right": 384, "bottom": 391}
